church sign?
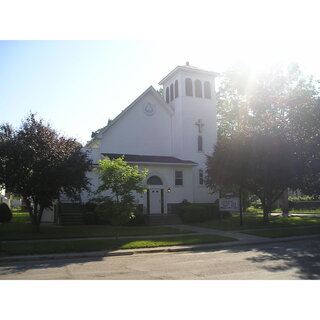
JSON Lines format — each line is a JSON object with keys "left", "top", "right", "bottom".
{"left": 219, "top": 197, "right": 240, "bottom": 212}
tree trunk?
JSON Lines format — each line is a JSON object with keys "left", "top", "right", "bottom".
{"left": 239, "top": 187, "right": 243, "bottom": 226}
{"left": 262, "top": 197, "right": 270, "bottom": 223}
{"left": 263, "top": 207, "right": 269, "bottom": 223}
{"left": 281, "top": 189, "right": 289, "bottom": 217}
{"left": 34, "top": 221, "right": 40, "bottom": 233}
{"left": 31, "top": 202, "right": 42, "bottom": 233}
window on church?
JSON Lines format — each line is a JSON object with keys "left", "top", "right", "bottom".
{"left": 198, "top": 135, "right": 203, "bottom": 152}
{"left": 175, "top": 171, "right": 183, "bottom": 186}
{"left": 170, "top": 83, "right": 174, "bottom": 101}
{"left": 199, "top": 169, "right": 204, "bottom": 185}
{"left": 147, "top": 176, "right": 163, "bottom": 185}
{"left": 185, "top": 78, "right": 193, "bottom": 96}
{"left": 166, "top": 87, "right": 170, "bottom": 103}
{"left": 195, "top": 80, "right": 202, "bottom": 98}
{"left": 204, "top": 81, "right": 211, "bottom": 99}
{"left": 175, "top": 80, "right": 179, "bottom": 98}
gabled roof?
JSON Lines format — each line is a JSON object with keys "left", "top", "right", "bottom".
{"left": 102, "top": 153, "right": 197, "bottom": 166}
{"left": 159, "top": 64, "right": 219, "bottom": 85}
{"left": 85, "top": 86, "right": 173, "bottom": 147}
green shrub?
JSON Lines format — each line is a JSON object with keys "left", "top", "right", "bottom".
{"left": 288, "top": 196, "right": 315, "bottom": 201}
{"left": 94, "top": 198, "right": 115, "bottom": 225}
{"left": 83, "top": 201, "right": 98, "bottom": 213}
{"left": 82, "top": 200, "right": 104, "bottom": 225}
{"left": 83, "top": 211, "right": 101, "bottom": 225}
{"left": 289, "top": 201, "right": 320, "bottom": 210}
{"left": 0, "top": 203, "right": 13, "bottom": 223}
{"left": 178, "top": 203, "right": 231, "bottom": 223}
{"left": 93, "top": 196, "right": 136, "bottom": 226}
{"left": 126, "top": 213, "right": 147, "bottom": 226}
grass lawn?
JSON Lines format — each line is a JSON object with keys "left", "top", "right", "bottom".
{"left": 241, "top": 226, "right": 320, "bottom": 238}
{"left": 11, "top": 211, "right": 30, "bottom": 223}
{"left": 0, "top": 211, "right": 194, "bottom": 241}
{"left": 0, "top": 234, "right": 236, "bottom": 256}
{"left": 191, "top": 214, "right": 320, "bottom": 231}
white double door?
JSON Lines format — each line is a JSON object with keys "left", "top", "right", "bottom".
{"left": 149, "top": 188, "right": 163, "bottom": 214}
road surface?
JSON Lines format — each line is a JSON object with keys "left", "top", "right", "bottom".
{"left": 0, "top": 238, "right": 319, "bottom": 279}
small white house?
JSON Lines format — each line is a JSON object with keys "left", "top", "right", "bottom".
{"left": 83, "top": 63, "right": 219, "bottom": 215}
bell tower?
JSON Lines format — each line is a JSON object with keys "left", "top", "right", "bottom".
{"left": 159, "top": 63, "right": 218, "bottom": 203}
{"left": 159, "top": 63, "right": 218, "bottom": 162}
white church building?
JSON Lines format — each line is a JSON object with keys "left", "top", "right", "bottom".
{"left": 82, "top": 63, "right": 219, "bottom": 215}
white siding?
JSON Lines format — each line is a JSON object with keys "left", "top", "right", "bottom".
{"left": 100, "top": 92, "right": 173, "bottom": 156}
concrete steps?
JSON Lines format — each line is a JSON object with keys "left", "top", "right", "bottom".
{"left": 58, "top": 202, "right": 83, "bottom": 225}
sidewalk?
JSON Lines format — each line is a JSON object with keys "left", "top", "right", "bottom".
{"left": 1, "top": 224, "right": 320, "bottom": 263}
{"left": 176, "top": 224, "right": 267, "bottom": 242}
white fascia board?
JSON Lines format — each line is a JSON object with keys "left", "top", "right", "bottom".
{"left": 126, "top": 161, "right": 197, "bottom": 167}
{"left": 159, "top": 66, "right": 219, "bottom": 85}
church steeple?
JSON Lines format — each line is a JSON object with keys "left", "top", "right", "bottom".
{"left": 159, "top": 63, "right": 218, "bottom": 162}
{"left": 159, "top": 63, "right": 218, "bottom": 105}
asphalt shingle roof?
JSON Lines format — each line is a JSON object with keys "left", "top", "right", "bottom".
{"left": 101, "top": 153, "right": 197, "bottom": 165}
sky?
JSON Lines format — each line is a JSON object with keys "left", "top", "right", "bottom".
{"left": 1, "top": 1, "right": 320, "bottom": 145}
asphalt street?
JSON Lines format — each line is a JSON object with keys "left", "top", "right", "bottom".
{"left": 0, "top": 238, "right": 319, "bottom": 280}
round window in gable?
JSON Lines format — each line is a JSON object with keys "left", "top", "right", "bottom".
{"left": 144, "top": 102, "right": 156, "bottom": 116}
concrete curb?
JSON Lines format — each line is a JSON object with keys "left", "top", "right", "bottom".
{"left": 1, "top": 234, "right": 319, "bottom": 263}
{"left": 0, "top": 232, "right": 197, "bottom": 244}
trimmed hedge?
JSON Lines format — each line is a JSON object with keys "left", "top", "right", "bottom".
{"left": 83, "top": 211, "right": 103, "bottom": 225}
{"left": 289, "top": 201, "right": 320, "bottom": 210}
{"left": 178, "top": 203, "right": 231, "bottom": 223}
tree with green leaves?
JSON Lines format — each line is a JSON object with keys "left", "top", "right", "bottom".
{"left": 207, "top": 133, "right": 300, "bottom": 223}
{"left": 217, "top": 63, "right": 318, "bottom": 138}
{"left": 208, "top": 63, "right": 320, "bottom": 222}
{"left": 206, "top": 134, "right": 249, "bottom": 225}
{"left": 93, "top": 156, "right": 148, "bottom": 230}
{"left": 288, "top": 99, "right": 320, "bottom": 198}
{"left": 0, "top": 114, "right": 91, "bottom": 232}
{"left": 157, "top": 87, "right": 164, "bottom": 98}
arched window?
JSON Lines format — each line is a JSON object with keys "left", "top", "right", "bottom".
{"left": 147, "top": 176, "right": 163, "bottom": 185}
{"left": 204, "top": 81, "right": 211, "bottom": 99}
{"left": 195, "top": 80, "right": 202, "bottom": 98}
{"left": 170, "top": 83, "right": 174, "bottom": 101}
{"left": 185, "top": 78, "right": 193, "bottom": 96}
{"left": 175, "top": 80, "right": 179, "bottom": 98}
{"left": 198, "top": 135, "right": 203, "bottom": 152}
{"left": 165, "top": 87, "right": 170, "bottom": 103}
{"left": 199, "top": 169, "right": 204, "bottom": 185}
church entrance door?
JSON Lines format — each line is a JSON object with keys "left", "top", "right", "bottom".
{"left": 147, "top": 175, "right": 164, "bottom": 214}
{"left": 148, "top": 188, "right": 164, "bottom": 214}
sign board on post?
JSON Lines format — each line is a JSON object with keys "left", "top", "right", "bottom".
{"left": 219, "top": 197, "right": 240, "bottom": 212}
